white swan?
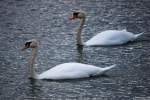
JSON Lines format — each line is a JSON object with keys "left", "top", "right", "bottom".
{"left": 69, "top": 11, "right": 143, "bottom": 46}
{"left": 21, "top": 39, "right": 116, "bottom": 80}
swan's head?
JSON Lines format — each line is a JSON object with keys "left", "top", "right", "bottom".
{"left": 69, "top": 11, "right": 86, "bottom": 20}
{"left": 22, "top": 39, "right": 39, "bottom": 51}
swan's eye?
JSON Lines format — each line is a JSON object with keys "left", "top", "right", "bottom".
{"left": 73, "top": 12, "right": 79, "bottom": 18}
{"left": 25, "top": 42, "right": 31, "bottom": 48}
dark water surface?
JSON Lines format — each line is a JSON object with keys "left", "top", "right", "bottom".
{"left": 0, "top": 0, "right": 150, "bottom": 100}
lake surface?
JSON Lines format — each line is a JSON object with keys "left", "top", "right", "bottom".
{"left": 0, "top": 0, "right": 150, "bottom": 100}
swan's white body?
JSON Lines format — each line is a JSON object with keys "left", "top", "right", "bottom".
{"left": 85, "top": 30, "right": 143, "bottom": 46}
{"left": 38, "top": 63, "right": 116, "bottom": 80}
{"left": 70, "top": 11, "right": 143, "bottom": 46}
{"left": 22, "top": 39, "right": 116, "bottom": 80}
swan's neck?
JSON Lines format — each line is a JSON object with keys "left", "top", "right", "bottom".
{"left": 76, "top": 18, "right": 85, "bottom": 45}
{"left": 28, "top": 48, "right": 38, "bottom": 79}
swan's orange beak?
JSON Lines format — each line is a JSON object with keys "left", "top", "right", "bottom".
{"left": 69, "top": 16, "right": 75, "bottom": 20}
{"left": 21, "top": 44, "right": 30, "bottom": 51}
{"left": 21, "top": 41, "right": 32, "bottom": 51}
{"left": 21, "top": 46, "right": 28, "bottom": 51}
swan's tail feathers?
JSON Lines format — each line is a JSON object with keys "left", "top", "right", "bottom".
{"left": 134, "top": 32, "right": 144, "bottom": 38}
{"left": 101, "top": 64, "right": 117, "bottom": 73}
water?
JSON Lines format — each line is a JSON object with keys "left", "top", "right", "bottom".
{"left": 0, "top": 0, "right": 150, "bottom": 100}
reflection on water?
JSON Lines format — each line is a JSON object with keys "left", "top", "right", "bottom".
{"left": 24, "top": 79, "right": 42, "bottom": 100}
{"left": 0, "top": 0, "right": 150, "bottom": 100}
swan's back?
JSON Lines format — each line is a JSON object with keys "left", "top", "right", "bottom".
{"left": 38, "top": 63, "right": 106, "bottom": 79}
{"left": 85, "top": 30, "right": 136, "bottom": 46}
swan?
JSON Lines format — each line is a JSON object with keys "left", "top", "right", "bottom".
{"left": 69, "top": 11, "right": 143, "bottom": 46}
{"left": 21, "top": 39, "right": 116, "bottom": 80}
